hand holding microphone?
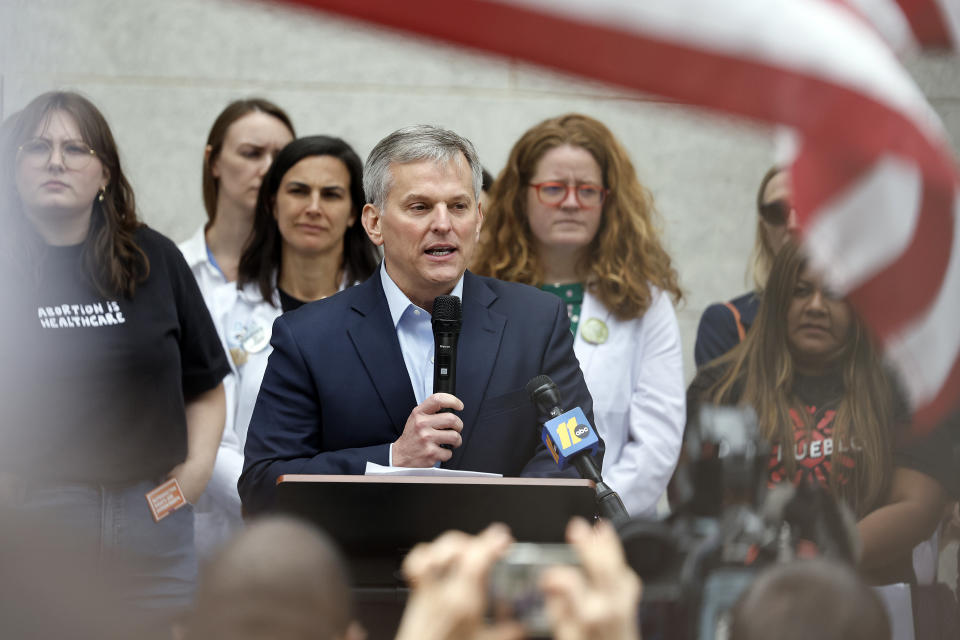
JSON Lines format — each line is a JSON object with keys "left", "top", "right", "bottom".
{"left": 392, "top": 295, "right": 464, "bottom": 467}
{"left": 393, "top": 393, "right": 464, "bottom": 467}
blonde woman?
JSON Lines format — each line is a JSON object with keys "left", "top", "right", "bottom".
{"left": 693, "top": 166, "right": 797, "bottom": 368}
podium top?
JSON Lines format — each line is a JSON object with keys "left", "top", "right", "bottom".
{"left": 275, "top": 474, "right": 599, "bottom": 557}
{"left": 278, "top": 474, "right": 594, "bottom": 487}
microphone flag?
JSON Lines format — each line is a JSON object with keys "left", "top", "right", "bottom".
{"left": 542, "top": 407, "right": 599, "bottom": 469}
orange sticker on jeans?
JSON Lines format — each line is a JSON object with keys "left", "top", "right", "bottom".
{"left": 145, "top": 478, "right": 187, "bottom": 522}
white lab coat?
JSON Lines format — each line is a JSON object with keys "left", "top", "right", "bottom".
{"left": 574, "top": 287, "right": 686, "bottom": 518}
{"left": 178, "top": 226, "right": 245, "bottom": 557}
{"left": 191, "top": 279, "right": 281, "bottom": 557}
{"left": 192, "top": 272, "right": 354, "bottom": 557}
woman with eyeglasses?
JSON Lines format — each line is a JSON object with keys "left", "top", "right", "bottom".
{"left": 196, "top": 135, "right": 378, "bottom": 555}
{"left": 693, "top": 166, "right": 797, "bottom": 368}
{"left": 0, "top": 91, "right": 229, "bottom": 615}
{"left": 687, "top": 242, "right": 951, "bottom": 584}
{"left": 473, "top": 113, "right": 685, "bottom": 518}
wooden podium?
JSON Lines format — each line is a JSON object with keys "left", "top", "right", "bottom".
{"left": 276, "top": 474, "right": 597, "bottom": 639}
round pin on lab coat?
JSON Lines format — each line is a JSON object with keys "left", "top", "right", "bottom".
{"left": 240, "top": 320, "right": 270, "bottom": 354}
{"left": 580, "top": 317, "right": 609, "bottom": 345}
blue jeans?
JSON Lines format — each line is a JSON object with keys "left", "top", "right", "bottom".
{"left": 16, "top": 478, "right": 197, "bottom": 616}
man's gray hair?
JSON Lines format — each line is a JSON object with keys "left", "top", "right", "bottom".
{"left": 363, "top": 125, "right": 483, "bottom": 210}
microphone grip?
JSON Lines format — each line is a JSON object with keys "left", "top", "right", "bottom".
{"left": 434, "top": 333, "right": 458, "bottom": 443}
{"left": 573, "top": 456, "right": 629, "bottom": 524}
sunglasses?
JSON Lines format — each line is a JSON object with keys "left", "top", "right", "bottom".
{"left": 759, "top": 199, "right": 794, "bottom": 226}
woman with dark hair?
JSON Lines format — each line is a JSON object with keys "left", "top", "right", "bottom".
{"left": 473, "top": 113, "right": 685, "bottom": 518}
{"left": 197, "top": 135, "right": 378, "bottom": 553}
{"left": 693, "top": 166, "right": 797, "bottom": 368}
{"left": 687, "top": 242, "right": 951, "bottom": 584}
{"left": 0, "top": 91, "right": 229, "bottom": 614}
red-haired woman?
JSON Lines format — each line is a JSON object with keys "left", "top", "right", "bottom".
{"left": 473, "top": 113, "right": 685, "bottom": 518}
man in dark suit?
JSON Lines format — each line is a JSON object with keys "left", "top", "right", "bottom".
{"left": 239, "top": 125, "right": 598, "bottom": 513}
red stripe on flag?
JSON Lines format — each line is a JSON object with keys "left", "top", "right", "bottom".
{"left": 894, "top": 0, "right": 954, "bottom": 47}
{"left": 791, "top": 142, "right": 871, "bottom": 228}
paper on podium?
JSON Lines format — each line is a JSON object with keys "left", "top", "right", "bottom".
{"left": 364, "top": 462, "right": 502, "bottom": 478}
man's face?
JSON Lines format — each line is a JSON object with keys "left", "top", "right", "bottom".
{"left": 363, "top": 155, "right": 482, "bottom": 309}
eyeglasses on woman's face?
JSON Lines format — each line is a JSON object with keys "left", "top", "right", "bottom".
{"left": 529, "top": 181, "right": 607, "bottom": 208}
{"left": 17, "top": 137, "right": 98, "bottom": 172}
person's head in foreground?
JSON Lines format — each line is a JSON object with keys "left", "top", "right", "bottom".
{"left": 729, "top": 558, "right": 890, "bottom": 640}
{"left": 183, "top": 516, "right": 363, "bottom": 640}
{"left": 361, "top": 124, "right": 483, "bottom": 312}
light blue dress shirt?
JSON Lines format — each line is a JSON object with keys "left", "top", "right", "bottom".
{"left": 380, "top": 262, "right": 464, "bottom": 466}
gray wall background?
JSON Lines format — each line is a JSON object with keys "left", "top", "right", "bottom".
{"left": 2, "top": 0, "right": 958, "bottom": 381}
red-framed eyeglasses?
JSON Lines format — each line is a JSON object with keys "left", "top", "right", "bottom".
{"left": 529, "top": 182, "right": 608, "bottom": 208}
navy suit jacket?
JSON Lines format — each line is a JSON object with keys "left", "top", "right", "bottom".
{"left": 239, "top": 269, "right": 598, "bottom": 513}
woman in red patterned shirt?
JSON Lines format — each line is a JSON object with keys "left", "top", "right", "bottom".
{"left": 686, "top": 241, "right": 951, "bottom": 584}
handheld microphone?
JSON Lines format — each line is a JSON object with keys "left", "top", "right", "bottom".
{"left": 525, "top": 375, "right": 628, "bottom": 524}
{"left": 432, "top": 295, "right": 462, "bottom": 424}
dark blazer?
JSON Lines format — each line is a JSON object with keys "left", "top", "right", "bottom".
{"left": 239, "top": 269, "right": 598, "bottom": 513}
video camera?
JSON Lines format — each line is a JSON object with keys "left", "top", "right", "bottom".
{"left": 618, "top": 404, "right": 858, "bottom": 640}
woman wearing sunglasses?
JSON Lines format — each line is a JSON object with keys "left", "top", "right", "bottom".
{"left": 0, "top": 91, "right": 229, "bottom": 616}
{"left": 473, "top": 113, "right": 685, "bottom": 518}
{"left": 694, "top": 166, "right": 798, "bottom": 368}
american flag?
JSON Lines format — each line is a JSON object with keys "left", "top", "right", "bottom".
{"left": 277, "top": 0, "right": 960, "bottom": 431}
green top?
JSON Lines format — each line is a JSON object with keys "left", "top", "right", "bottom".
{"left": 540, "top": 282, "right": 585, "bottom": 335}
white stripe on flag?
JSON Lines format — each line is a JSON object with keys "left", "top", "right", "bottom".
{"left": 885, "top": 191, "right": 960, "bottom": 406}
{"left": 804, "top": 156, "right": 922, "bottom": 293}
{"left": 844, "top": 0, "right": 919, "bottom": 51}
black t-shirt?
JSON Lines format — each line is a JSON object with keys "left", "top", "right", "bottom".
{"left": 687, "top": 364, "right": 954, "bottom": 506}
{"left": 278, "top": 287, "right": 307, "bottom": 313}
{"left": 1, "top": 227, "right": 230, "bottom": 484}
